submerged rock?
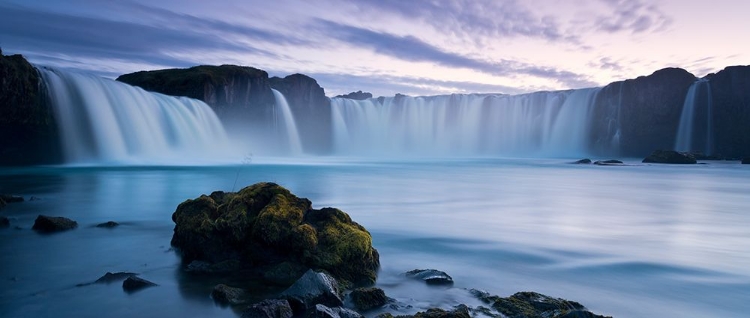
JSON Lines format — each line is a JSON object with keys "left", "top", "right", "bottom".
{"left": 96, "top": 221, "right": 120, "bottom": 228}
{"left": 593, "top": 160, "right": 623, "bottom": 166}
{"left": 95, "top": 272, "right": 137, "bottom": 284}
{"left": 572, "top": 159, "right": 591, "bottom": 164}
{"left": 212, "top": 284, "right": 247, "bottom": 305}
{"left": 470, "top": 290, "right": 611, "bottom": 318}
{"left": 405, "top": 269, "right": 454, "bottom": 286}
{"left": 349, "top": 287, "right": 388, "bottom": 311}
{"left": 642, "top": 150, "right": 697, "bottom": 164}
{"left": 170, "top": 182, "right": 379, "bottom": 286}
{"left": 32, "top": 215, "right": 78, "bottom": 233}
{"left": 241, "top": 299, "right": 294, "bottom": 318}
{"left": 122, "top": 276, "right": 157, "bottom": 293}
{"left": 280, "top": 269, "right": 343, "bottom": 313}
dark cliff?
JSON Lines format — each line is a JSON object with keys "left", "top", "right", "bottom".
{"left": 270, "top": 74, "right": 332, "bottom": 154}
{"left": 705, "top": 66, "right": 750, "bottom": 158}
{"left": 589, "top": 67, "right": 697, "bottom": 157}
{"left": 335, "top": 90, "right": 372, "bottom": 100}
{"left": 0, "top": 52, "right": 61, "bottom": 165}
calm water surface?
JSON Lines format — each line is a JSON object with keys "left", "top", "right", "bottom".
{"left": 1, "top": 158, "right": 748, "bottom": 318}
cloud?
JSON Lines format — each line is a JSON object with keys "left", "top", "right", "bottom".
{"left": 595, "top": 0, "right": 672, "bottom": 34}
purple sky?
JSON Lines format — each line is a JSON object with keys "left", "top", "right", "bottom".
{"left": 1, "top": 0, "right": 747, "bottom": 97}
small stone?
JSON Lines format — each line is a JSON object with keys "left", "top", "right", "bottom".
{"left": 32, "top": 215, "right": 78, "bottom": 233}
{"left": 122, "top": 276, "right": 157, "bottom": 293}
{"left": 280, "top": 269, "right": 343, "bottom": 314}
{"left": 313, "top": 304, "right": 364, "bottom": 318}
{"left": 349, "top": 287, "right": 388, "bottom": 311}
{"left": 573, "top": 159, "right": 592, "bottom": 164}
{"left": 96, "top": 221, "right": 119, "bottom": 228}
{"left": 405, "top": 269, "right": 454, "bottom": 286}
{"left": 241, "top": 299, "right": 293, "bottom": 318}
{"left": 593, "top": 159, "right": 624, "bottom": 166}
{"left": 95, "top": 272, "right": 136, "bottom": 284}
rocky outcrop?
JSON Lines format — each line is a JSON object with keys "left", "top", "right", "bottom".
{"left": 0, "top": 52, "right": 62, "bottom": 165}
{"left": 32, "top": 215, "right": 78, "bottom": 232}
{"left": 212, "top": 284, "right": 248, "bottom": 305}
{"left": 170, "top": 182, "right": 379, "bottom": 287}
{"left": 470, "top": 290, "right": 611, "bottom": 318}
{"left": 405, "top": 269, "right": 454, "bottom": 286}
{"left": 270, "top": 74, "right": 332, "bottom": 154}
{"left": 122, "top": 276, "right": 157, "bottom": 293}
{"left": 242, "top": 299, "right": 294, "bottom": 318}
{"left": 642, "top": 150, "right": 697, "bottom": 164}
{"left": 589, "top": 68, "right": 697, "bottom": 157}
{"left": 96, "top": 221, "right": 119, "bottom": 228}
{"left": 349, "top": 287, "right": 388, "bottom": 311}
{"left": 705, "top": 66, "right": 750, "bottom": 158}
{"left": 593, "top": 160, "right": 623, "bottom": 166}
{"left": 335, "top": 91, "right": 372, "bottom": 100}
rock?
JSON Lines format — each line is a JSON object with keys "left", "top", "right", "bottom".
{"left": 211, "top": 284, "right": 247, "bottom": 305}
{"left": 572, "top": 159, "right": 591, "bottom": 164}
{"left": 96, "top": 221, "right": 119, "bottom": 228}
{"left": 185, "top": 260, "right": 241, "bottom": 274}
{"left": 642, "top": 150, "right": 697, "bottom": 164}
{"left": 742, "top": 157, "right": 750, "bottom": 164}
{"left": 313, "top": 304, "right": 364, "bottom": 318}
{"left": 408, "top": 305, "right": 471, "bottom": 318}
{"left": 335, "top": 91, "right": 373, "bottom": 100}
{"left": 593, "top": 160, "right": 623, "bottom": 166}
{"left": 32, "top": 215, "right": 78, "bottom": 233}
{"left": 122, "top": 276, "right": 157, "bottom": 293}
{"left": 241, "top": 299, "right": 294, "bottom": 318}
{"left": 349, "top": 287, "right": 388, "bottom": 311}
{"left": 0, "top": 194, "right": 24, "bottom": 203}
{"left": 405, "top": 269, "right": 454, "bottom": 286}
{"left": 280, "top": 269, "right": 343, "bottom": 313}
{"left": 94, "top": 272, "right": 137, "bottom": 284}
{"left": 470, "top": 290, "right": 611, "bottom": 318}
{"left": 170, "top": 182, "right": 379, "bottom": 286}
{"left": 1, "top": 216, "right": 9, "bottom": 227}
{"left": 270, "top": 74, "right": 332, "bottom": 154}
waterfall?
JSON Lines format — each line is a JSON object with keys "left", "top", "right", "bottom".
{"left": 331, "top": 88, "right": 601, "bottom": 157}
{"left": 38, "top": 66, "right": 237, "bottom": 165}
{"left": 675, "top": 79, "right": 713, "bottom": 153}
{"left": 270, "top": 89, "right": 303, "bottom": 155}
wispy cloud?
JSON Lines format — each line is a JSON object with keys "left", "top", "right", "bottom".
{"left": 595, "top": 0, "right": 672, "bottom": 34}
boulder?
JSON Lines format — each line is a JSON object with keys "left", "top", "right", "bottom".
{"left": 742, "top": 157, "right": 750, "bottom": 164}
{"left": 405, "top": 269, "right": 454, "bottom": 286}
{"left": 96, "top": 221, "right": 119, "bottom": 228}
{"left": 642, "top": 150, "right": 697, "bottom": 164}
{"left": 32, "top": 215, "right": 78, "bottom": 233}
{"left": 572, "top": 159, "right": 591, "bottom": 164}
{"left": 241, "top": 299, "right": 294, "bottom": 318}
{"left": 1, "top": 216, "right": 9, "bottom": 227}
{"left": 122, "top": 276, "right": 157, "bottom": 293}
{"left": 593, "top": 160, "right": 623, "bottom": 166}
{"left": 280, "top": 269, "right": 343, "bottom": 313}
{"left": 170, "top": 182, "right": 379, "bottom": 286}
{"left": 335, "top": 91, "right": 373, "bottom": 100}
{"left": 349, "top": 287, "right": 388, "bottom": 311}
{"left": 313, "top": 304, "right": 364, "bottom": 318}
{"left": 211, "top": 284, "right": 247, "bottom": 305}
{"left": 470, "top": 290, "right": 611, "bottom": 318}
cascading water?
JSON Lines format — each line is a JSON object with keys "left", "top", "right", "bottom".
{"left": 675, "top": 79, "right": 713, "bottom": 153}
{"left": 331, "top": 88, "right": 601, "bottom": 157}
{"left": 38, "top": 66, "right": 237, "bottom": 165}
{"left": 270, "top": 89, "right": 303, "bottom": 155}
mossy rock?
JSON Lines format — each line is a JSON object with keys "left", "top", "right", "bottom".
{"left": 171, "top": 182, "right": 379, "bottom": 287}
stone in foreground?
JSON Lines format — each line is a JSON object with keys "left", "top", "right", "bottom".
{"left": 170, "top": 182, "right": 379, "bottom": 286}
{"left": 32, "top": 215, "right": 78, "bottom": 232}
{"left": 349, "top": 287, "right": 388, "bottom": 311}
{"left": 212, "top": 284, "right": 247, "bottom": 305}
{"left": 241, "top": 299, "right": 294, "bottom": 318}
{"left": 280, "top": 270, "right": 343, "bottom": 314}
{"left": 405, "top": 269, "right": 454, "bottom": 286}
{"left": 313, "top": 304, "right": 364, "bottom": 318}
{"left": 122, "top": 276, "right": 157, "bottom": 293}
{"left": 470, "top": 290, "right": 611, "bottom": 318}
{"left": 642, "top": 150, "right": 697, "bottom": 164}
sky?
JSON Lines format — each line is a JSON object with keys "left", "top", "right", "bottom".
{"left": 1, "top": 0, "right": 748, "bottom": 97}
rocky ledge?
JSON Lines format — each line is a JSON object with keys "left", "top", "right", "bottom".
{"left": 642, "top": 150, "right": 697, "bottom": 164}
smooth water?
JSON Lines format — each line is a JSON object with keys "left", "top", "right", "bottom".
{"left": 1, "top": 159, "right": 749, "bottom": 318}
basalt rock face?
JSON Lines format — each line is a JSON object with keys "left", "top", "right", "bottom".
{"left": 589, "top": 67, "right": 697, "bottom": 157}
{"left": 0, "top": 52, "right": 62, "bottom": 165}
{"left": 170, "top": 182, "right": 379, "bottom": 287}
{"left": 117, "top": 65, "right": 276, "bottom": 131}
{"left": 705, "top": 66, "right": 750, "bottom": 158}
{"left": 270, "top": 74, "right": 332, "bottom": 154}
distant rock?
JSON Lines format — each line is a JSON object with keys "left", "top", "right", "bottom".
{"left": 349, "top": 287, "right": 388, "bottom": 311}
{"left": 32, "top": 215, "right": 78, "bottom": 233}
{"left": 1, "top": 216, "right": 9, "bottom": 228}
{"left": 280, "top": 270, "right": 343, "bottom": 313}
{"left": 335, "top": 91, "right": 373, "bottom": 100}
{"left": 405, "top": 269, "right": 454, "bottom": 286}
{"left": 170, "top": 182, "right": 379, "bottom": 287}
{"left": 96, "top": 221, "right": 119, "bottom": 228}
{"left": 742, "top": 157, "right": 750, "bottom": 164}
{"left": 593, "top": 160, "right": 624, "bottom": 166}
{"left": 241, "top": 299, "right": 293, "bottom": 318}
{"left": 122, "top": 276, "right": 157, "bottom": 293}
{"left": 572, "top": 159, "right": 592, "bottom": 164}
{"left": 642, "top": 150, "right": 697, "bottom": 164}
{"left": 212, "top": 284, "right": 247, "bottom": 305}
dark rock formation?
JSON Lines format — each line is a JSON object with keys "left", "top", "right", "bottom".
{"left": 241, "top": 299, "right": 294, "bottom": 318}
{"left": 170, "top": 183, "right": 379, "bottom": 286}
{"left": 96, "top": 221, "right": 119, "bottom": 228}
{"left": 0, "top": 53, "right": 62, "bottom": 165}
{"left": 377, "top": 305, "right": 470, "bottom": 318}
{"left": 32, "top": 215, "right": 78, "bottom": 232}
{"left": 349, "top": 287, "right": 388, "bottom": 311}
{"left": 405, "top": 269, "right": 454, "bottom": 286}
{"left": 122, "top": 276, "right": 157, "bottom": 293}
{"left": 1, "top": 216, "right": 9, "bottom": 228}
{"left": 212, "top": 284, "right": 247, "bottom": 305}
{"left": 642, "top": 150, "right": 697, "bottom": 164}
{"left": 572, "top": 159, "right": 591, "bottom": 164}
{"left": 589, "top": 68, "right": 697, "bottom": 157}
{"left": 77, "top": 271, "right": 137, "bottom": 287}
{"left": 0, "top": 194, "right": 24, "bottom": 203}
{"left": 270, "top": 74, "right": 332, "bottom": 154}
{"left": 280, "top": 270, "right": 343, "bottom": 313}
{"left": 743, "top": 157, "right": 750, "bottom": 164}
{"left": 705, "top": 66, "right": 750, "bottom": 158}
{"left": 593, "top": 160, "right": 623, "bottom": 166}
{"left": 335, "top": 91, "right": 372, "bottom": 100}
{"left": 313, "top": 304, "right": 364, "bottom": 318}
{"left": 470, "top": 290, "right": 611, "bottom": 318}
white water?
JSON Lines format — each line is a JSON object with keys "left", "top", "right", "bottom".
{"left": 331, "top": 88, "right": 601, "bottom": 157}
{"left": 271, "top": 89, "right": 303, "bottom": 155}
{"left": 675, "top": 79, "right": 713, "bottom": 153}
{"left": 38, "top": 67, "right": 237, "bottom": 165}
